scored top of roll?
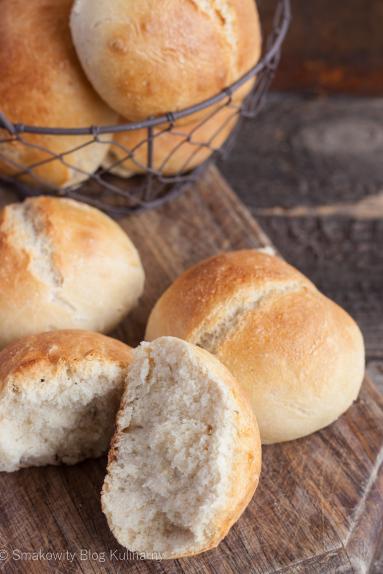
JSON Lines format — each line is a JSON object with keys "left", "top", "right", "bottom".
{"left": 0, "top": 196, "right": 145, "bottom": 349}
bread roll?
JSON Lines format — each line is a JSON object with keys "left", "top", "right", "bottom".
{"left": 102, "top": 336, "right": 261, "bottom": 558}
{"left": 0, "top": 196, "right": 145, "bottom": 349}
{"left": 146, "top": 251, "right": 365, "bottom": 444}
{"left": 70, "top": 0, "right": 261, "bottom": 122}
{"left": 0, "top": 330, "right": 133, "bottom": 472}
{"left": 0, "top": 0, "right": 117, "bottom": 189}
{"left": 104, "top": 105, "right": 239, "bottom": 177}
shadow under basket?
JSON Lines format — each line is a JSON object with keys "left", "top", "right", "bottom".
{"left": 0, "top": 0, "right": 290, "bottom": 217}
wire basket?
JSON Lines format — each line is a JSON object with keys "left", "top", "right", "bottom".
{"left": 0, "top": 0, "right": 290, "bottom": 217}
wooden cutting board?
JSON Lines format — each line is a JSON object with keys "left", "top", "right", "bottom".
{"left": 0, "top": 165, "right": 382, "bottom": 573}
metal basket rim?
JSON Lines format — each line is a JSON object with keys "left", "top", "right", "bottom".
{"left": 0, "top": 0, "right": 290, "bottom": 137}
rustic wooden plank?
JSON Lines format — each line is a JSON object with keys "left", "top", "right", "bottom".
{"left": 219, "top": 96, "right": 383, "bottom": 210}
{"left": 261, "top": 0, "right": 383, "bottom": 95}
{"left": 0, "top": 166, "right": 382, "bottom": 573}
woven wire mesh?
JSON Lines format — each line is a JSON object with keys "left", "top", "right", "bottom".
{"left": 0, "top": 0, "right": 290, "bottom": 217}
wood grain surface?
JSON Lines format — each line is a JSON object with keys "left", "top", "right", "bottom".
{"left": 261, "top": 0, "right": 383, "bottom": 95}
{"left": 0, "top": 166, "right": 382, "bottom": 573}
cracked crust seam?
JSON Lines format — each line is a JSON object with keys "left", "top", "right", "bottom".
{"left": 2, "top": 201, "right": 81, "bottom": 318}
{"left": 193, "top": 281, "right": 311, "bottom": 354}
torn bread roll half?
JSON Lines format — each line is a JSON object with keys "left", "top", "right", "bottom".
{"left": 70, "top": 0, "right": 261, "bottom": 122}
{"left": 0, "top": 0, "right": 117, "bottom": 189}
{"left": 0, "top": 196, "right": 145, "bottom": 349}
{"left": 146, "top": 251, "right": 365, "bottom": 444}
{"left": 0, "top": 330, "right": 133, "bottom": 472}
{"left": 102, "top": 337, "right": 261, "bottom": 558}
{"left": 104, "top": 105, "right": 239, "bottom": 177}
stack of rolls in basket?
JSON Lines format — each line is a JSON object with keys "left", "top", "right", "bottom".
{"left": 0, "top": 0, "right": 365, "bottom": 562}
{"left": 0, "top": 0, "right": 261, "bottom": 187}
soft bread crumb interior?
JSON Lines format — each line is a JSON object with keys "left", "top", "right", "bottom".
{"left": 0, "top": 361, "right": 125, "bottom": 471}
{"left": 102, "top": 339, "right": 237, "bottom": 556}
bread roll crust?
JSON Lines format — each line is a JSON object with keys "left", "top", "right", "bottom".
{"left": 215, "top": 288, "right": 365, "bottom": 443}
{"left": 70, "top": 0, "right": 261, "bottom": 121}
{"left": 0, "top": 330, "right": 133, "bottom": 391}
{"left": 0, "top": 330, "right": 133, "bottom": 472}
{"left": 0, "top": 196, "right": 145, "bottom": 349}
{"left": 0, "top": 0, "right": 117, "bottom": 188}
{"left": 146, "top": 250, "right": 314, "bottom": 342}
{"left": 146, "top": 251, "right": 365, "bottom": 443}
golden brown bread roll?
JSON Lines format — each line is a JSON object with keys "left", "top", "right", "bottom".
{"left": 70, "top": 0, "right": 262, "bottom": 122}
{"left": 104, "top": 105, "right": 239, "bottom": 177}
{"left": 102, "top": 336, "right": 261, "bottom": 558}
{"left": 0, "top": 330, "right": 133, "bottom": 472}
{"left": 0, "top": 0, "right": 117, "bottom": 188}
{"left": 0, "top": 196, "right": 145, "bottom": 349}
{"left": 146, "top": 250, "right": 365, "bottom": 444}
